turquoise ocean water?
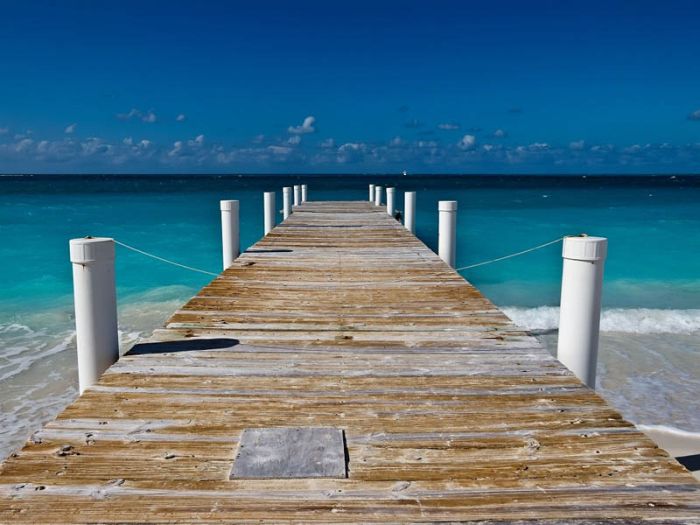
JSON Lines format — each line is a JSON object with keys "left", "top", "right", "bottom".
{"left": 1, "top": 174, "right": 699, "bottom": 459}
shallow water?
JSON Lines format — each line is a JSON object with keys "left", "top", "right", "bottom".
{"left": 1, "top": 174, "right": 698, "bottom": 460}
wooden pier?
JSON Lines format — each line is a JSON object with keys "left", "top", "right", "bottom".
{"left": 1, "top": 201, "right": 698, "bottom": 523}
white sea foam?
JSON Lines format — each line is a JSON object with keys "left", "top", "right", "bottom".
{"left": 638, "top": 424, "right": 700, "bottom": 441}
{"left": 0, "top": 285, "right": 195, "bottom": 460}
{"left": 0, "top": 324, "right": 75, "bottom": 383}
{"left": 637, "top": 424, "right": 700, "bottom": 458}
{"left": 503, "top": 306, "right": 700, "bottom": 334}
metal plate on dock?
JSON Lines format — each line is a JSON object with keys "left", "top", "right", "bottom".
{"left": 230, "top": 427, "right": 347, "bottom": 479}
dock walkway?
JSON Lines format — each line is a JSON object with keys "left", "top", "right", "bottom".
{"left": 1, "top": 201, "right": 698, "bottom": 522}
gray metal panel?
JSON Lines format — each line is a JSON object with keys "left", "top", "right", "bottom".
{"left": 230, "top": 427, "right": 347, "bottom": 479}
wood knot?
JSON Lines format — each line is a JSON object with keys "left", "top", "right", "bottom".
{"left": 55, "top": 444, "right": 79, "bottom": 457}
{"left": 525, "top": 438, "right": 541, "bottom": 452}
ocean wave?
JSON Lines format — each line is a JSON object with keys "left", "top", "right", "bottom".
{"left": 503, "top": 306, "right": 700, "bottom": 334}
{"left": 0, "top": 325, "right": 75, "bottom": 383}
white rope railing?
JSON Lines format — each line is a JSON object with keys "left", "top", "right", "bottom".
{"left": 113, "top": 240, "right": 219, "bottom": 277}
{"left": 455, "top": 236, "right": 565, "bottom": 271}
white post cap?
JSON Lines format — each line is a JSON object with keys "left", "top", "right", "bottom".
{"left": 220, "top": 200, "right": 239, "bottom": 211}
{"left": 69, "top": 237, "right": 115, "bottom": 264}
{"left": 438, "top": 200, "right": 458, "bottom": 212}
{"left": 562, "top": 236, "right": 608, "bottom": 262}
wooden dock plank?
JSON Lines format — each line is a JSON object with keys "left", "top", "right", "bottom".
{"left": 1, "top": 200, "right": 698, "bottom": 523}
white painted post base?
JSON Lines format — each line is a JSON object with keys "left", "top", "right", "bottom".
{"left": 404, "top": 191, "right": 416, "bottom": 233}
{"left": 374, "top": 186, "right": 383, "bottom": 206}
{"left": 282, "top": 187, "right": 292, "bottom": 219}
{"left": 220, "top": 200, "right": 240, "bottom": 270}
{"left": 293, "top": 185, "right": 301, "bottom": 207}
{"left": 438, "top": 201, "right": 457, "bottom": 268}
{"left": 386, "top": 187, "right": 396, "bottom": 216}
{"left": 369, "top": 184, "right": 375, "bottom": 202}
{"left": 264, "top": 192, "right": 275, "bottom": 234}
{"left": 69, "top": 237, "right": 119, "bottom": 394}
{"left": 301, "top": 184, "right": 308, "bottom": 203}
{"left": 557, "top": 236, "right": 608, "bottom": 389}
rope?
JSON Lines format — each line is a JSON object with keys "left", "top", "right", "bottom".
{"left": 113, "top": 240, "right": 219, "bottom": 277}
{"left": 455, "top": 236, "right": 565, "bottom": 271}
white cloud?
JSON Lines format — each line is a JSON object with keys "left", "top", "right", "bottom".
{"left": 176, "top": 114, "right": 187, "bottom": 122}
{"left": 288, "top": 115, "right": 316, "bottom": 134}
{"left": 15, "top": 138, "right": 33, "bottom": 152}
{"left": 458, "top": 134, "right": 476, "bottom": 150}
{"left": 569, "top": 139, "right": 586, "bottom": 151}
{"left": 65, "top": 123, "right": 77, "bottom": 134}
{"left": 7, "top": 126, "right": 700, "bottom": 172}
{"left": 122, "top": 137, "right": 151, "bottom": 150}
{"left": 338, "top": 142, "right": 364, "bottom": 152}
{"left": 493, "top": 129, "right": 507, "bottom": 138}
{"left": 268, "top": 145, "right": 293, "bottom": 155}
{"left": 168, "top": 140, "right": 183, "bottom": 157}
{"left": 189, "top": 134, "right": 205, "bottom": 146}
{"left": 117, "top": 108, "right": 141, "bottom": 120}
{"left": 117, "top": 108, "right": 157, "bottom": 123}
{"left": 141, "top": 110, "right": 157, "bottom": 123}
{"left": 437, "top": 122, "right": 460, "bottom": 130}
{"left": 337, "top": 142, "right": 367, "bottom": 163}
{"left": 687, "top": 109, "right": 700, "bottom": 121}
{"left": 80, "top": 137, "right": 112, "bottom": 157}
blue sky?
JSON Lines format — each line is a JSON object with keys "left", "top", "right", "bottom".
{"left": 1, "top": 0, "right": 700, "bottom": 173}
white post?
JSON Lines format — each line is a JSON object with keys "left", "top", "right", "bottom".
{"left": 404, "top": 191, "right": 416, "bottom": 233}
{"left": 374, "top": 185, "right": 383, "bottom": 206}
{"left": 264, "top": 192, "right": 275, "bottom": 234}
{"left": 293, "top": 185, "right": 301, "bottom": 206}
{"left": 220, "top": 200, "right": 240, "bottom": 269}
{"left": 438, "top": 201, "right": 457, "bottom": 268}
{"left": 69, "top": 237, "right": 119, "bottom": 394}
{"left": 283, "top": 187, "right": 292, "bottom": 219}
{"left": 386, "top": 187, "right": 396, "bottom": 216}
{"left": 557, "top": 236, "right": 608, "bottom": 389}
{"left": 301, "top": 184, "right": 308, "bottom": 203}
{"left": 369, "top": 184, "right": 375, "bottom": 202}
